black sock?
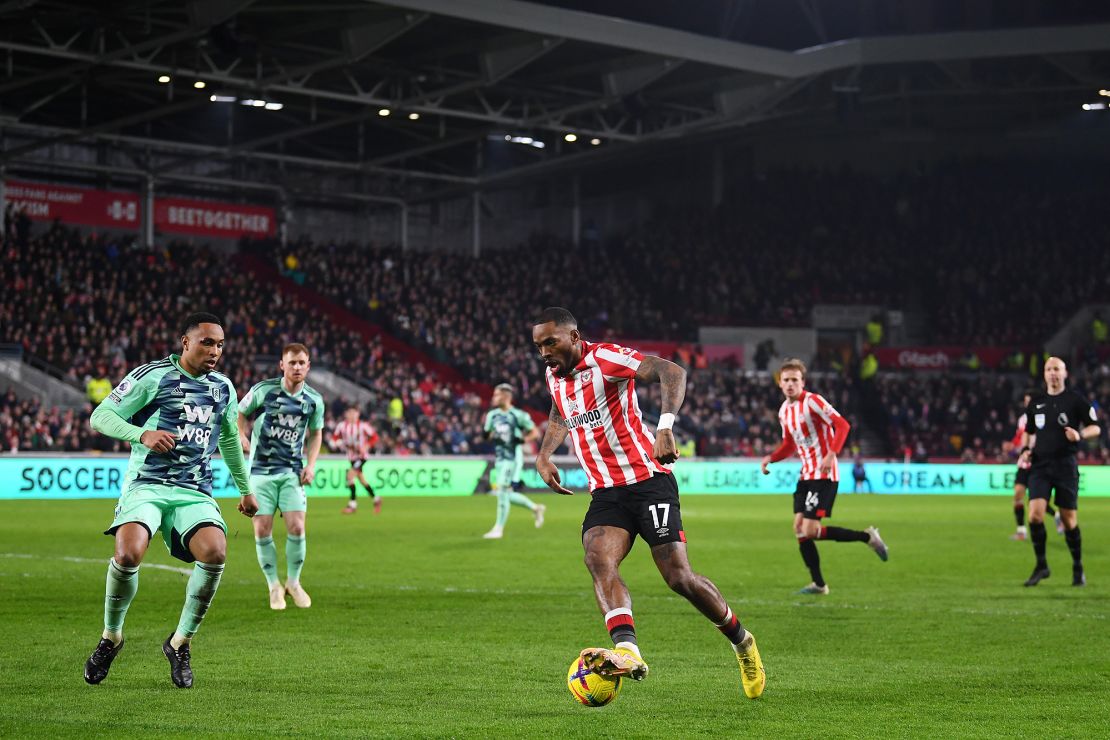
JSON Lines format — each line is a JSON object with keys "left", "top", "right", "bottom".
{"left": 1030, "top": 522, "right": 1048, "bottom": 568}
{"left": 799, "top": 538, "right": 825, "bottom": 587}
{"left": 1014, "top": 504, "right": 1025, "bottom": 527}
{"left": 349, "top": 485, "right": 357, "bottom": 501}
{"left": 715, "top": 607, "right": 747, "bottom": 645}
{"left": 1065, "top": 527, "right": 1082, "bottom": 568}
{"left": 1046, "top": 505, "right": 1056, "bottom": 517}
{"left": 820, "top": 526, "right": 870, "bottom": 543}
{"left": 604, "top": 610, "right": 637, "bottom": 647}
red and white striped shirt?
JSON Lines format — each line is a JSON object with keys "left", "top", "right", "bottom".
{"left": 330, "top": 420, "right": 379, "bottom": 461}
{"left": 546, "top": 341, "right": 668, "bottom": 492}
{"left": 773, "top": 391, "right": 850, "bottom": 481}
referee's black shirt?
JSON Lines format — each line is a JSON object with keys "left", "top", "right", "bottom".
{"left": 1023, "top": 389, "right": 1098, "bottom": 463}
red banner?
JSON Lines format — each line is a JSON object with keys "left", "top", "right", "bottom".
{"left": 875, "top": 346, "right": 1024, "bottom": 370}
{"left": 154, "top": 197, "right": 275, "bottom": 239}
{"left": 5, "top": 179, "right": 140, "bottom": 229}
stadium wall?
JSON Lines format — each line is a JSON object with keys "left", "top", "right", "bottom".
{"left": 3, "top": 455, "right": 1107, "bottom": 500}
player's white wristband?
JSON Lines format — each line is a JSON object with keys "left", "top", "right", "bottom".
{"left": 657, "top": 413, "right": 675, "bottom": 431}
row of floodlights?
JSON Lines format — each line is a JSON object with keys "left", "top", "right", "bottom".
{"left": 1081, "top": 89, "right": 1110, "bottom": 111}
{"left": 502, "top": 134, "right": 603, "bottom": 148}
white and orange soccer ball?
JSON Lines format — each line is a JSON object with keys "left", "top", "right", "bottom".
{"left": 567, "top": 655, "right": 622, "bottom": 707}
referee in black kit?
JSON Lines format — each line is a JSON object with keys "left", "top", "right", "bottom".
{"left": 1018, "top": 357, "right": 1101, "bottom": 587}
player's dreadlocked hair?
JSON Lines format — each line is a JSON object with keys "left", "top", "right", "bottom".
{"left": 535, "top": 306, "right": 577, "bottom": 328}
{"left": 181, "top": 312, "right": 224, "bottom": 336}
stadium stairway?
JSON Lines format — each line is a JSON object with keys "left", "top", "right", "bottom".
{"left": 0, "top": 344, "right": 87, "bottom": 409}
{"left": 235, "top": 254, "right": 544, "bottom": 423}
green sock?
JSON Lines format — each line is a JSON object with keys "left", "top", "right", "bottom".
{"left": 495, "top": 490, "right": 510, "bottom": 528}
{"left": 173, "top": 562, "right": 224, "bottom": 641}
{"left": 508, "top": 492, "right": 537, "bottom": 510}
{"left": 255, "top": 536, "right": 280, "bottom": 587}
{"left": 286, "top": 535, "right": 306, "bottom": 584}
{"left": 103, "top": 558, "right": 139, "bottom": 640}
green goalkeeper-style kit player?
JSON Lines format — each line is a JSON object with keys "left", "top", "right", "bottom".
{"left": 482, "top": 383, "right": 544, "bottom": 539}
{"left": 84, "top": 313, "right": 258, "bottom": 689}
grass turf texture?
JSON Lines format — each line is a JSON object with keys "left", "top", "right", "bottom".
{"left": 0, "top": 493, "right": 1107, "bottom": 738}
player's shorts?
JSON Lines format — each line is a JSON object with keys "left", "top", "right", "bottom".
{"left": 105, "top": 483, "right": 226, "bottom": 563}
{"left": 491, "top": 459, "right": 516, "bottom": 491}
{"left": 250, "top": 472, "right": 307, "bottom": 516}
{"left": 793, "top": 479, "right": 838, "bottom": 520}
{"left": 1028, "top": 458, "right": 1079, "bottom": 510}
{"left": 1014, "top": 466, "right": 1031, "bottom": 488}
{"left": 350, "top": 457, "right": 368, "bottom": 472}
{"left": 582, "top": 473, "right": 684, "bottom": 547}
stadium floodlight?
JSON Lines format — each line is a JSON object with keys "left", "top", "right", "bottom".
{"left": 590, "top": 138, "right": 601, "bottom": 146}
{"left": 1081, "top": 103, "right": 1106, "bottom": 111}
{"left": 531, "top": 141, "right": 545, "bottom": 149}
{"left": 193, "top": 80, "right": 206, "bottom": 89}
{"left": 252, "top": 99, "right": 266, "bottom": 107}
{"left": 264, "top": 102, "right": 283, "bottom": 111}
{"left": 378, "top": 108, "right": 391, "bottom": 116}
{"left": 209, "top": 95, "right": 236, "bottom": 103}
{"left": 157, "top": 75, "right": 171, "bottom": 84}
{"left": 408, "top": 112, "right": 420, "bottom": 120}
{"left": 564, "top": 133, "right": 577, "bottom": 142}
{"left": 1100, "top": 89, "right": 1110, "bottom": 97}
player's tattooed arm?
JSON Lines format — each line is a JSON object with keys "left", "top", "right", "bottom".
{"left": 537, "top": 403, "right": 572, "bottom": 495}
{"left": 635, "top": 355, "right": 687, "bottom": 415}
{"left": 636, "top": 355, "right": 685, "bottom": 464}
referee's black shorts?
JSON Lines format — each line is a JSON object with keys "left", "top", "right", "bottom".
{"left": 1028, "top": 458, "right": 1079, "bottom": 510}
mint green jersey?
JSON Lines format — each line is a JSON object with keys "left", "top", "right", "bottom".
{"left": 483, "top": 406, "right": 535, "bottom": 462}
{"left": 238, "top": 377, "right": 325, "bottom": 476}
{"left": 91, "top": 354, "right": 248, "bottom": 497}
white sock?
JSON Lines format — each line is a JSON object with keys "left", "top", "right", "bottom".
{"left": 170, "top": 632, "right": 191, "bottom": 650}
{"left": 615, "top": 641, "right": 641, "bottom": 659}
{"left": 102, "top": 629, "right": 122, "bottom": 645}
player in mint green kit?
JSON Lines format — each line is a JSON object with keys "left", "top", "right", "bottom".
{"left": 483, "top": 383, "right": 544, "bottom": 539}
{"left": 84, "top": 313, "right": 258, "bottom": 689}
{"left": 237, "top": 343, "right": 325, "bottom": 611}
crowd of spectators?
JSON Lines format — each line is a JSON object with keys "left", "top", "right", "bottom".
{"left": 4, "top": 160, "right": 1109, "bottom": 460}
{"left": 0, "top": 225, "right": 493, "bottom": 455}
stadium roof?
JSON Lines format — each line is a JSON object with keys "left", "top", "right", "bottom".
{"left": 1, "top": 0, "right": 1108, "bottom": 204}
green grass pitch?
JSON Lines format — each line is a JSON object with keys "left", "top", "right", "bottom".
{"left": 0, "top": 493, "right": 1107, "bottom": 738}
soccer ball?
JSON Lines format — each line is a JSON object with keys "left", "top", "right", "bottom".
{"left": 567, "top": 655, "right": 622, "bottom": 707}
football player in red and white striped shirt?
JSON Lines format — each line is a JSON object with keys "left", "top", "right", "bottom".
{"left": 761, "top": 358, "right": 888, "bottom": 595}
{"left": 532, "top": 307, "right": 765, "bottom": 700}
{"left": 330, "top": 407, "right": 382, "bottom": 514}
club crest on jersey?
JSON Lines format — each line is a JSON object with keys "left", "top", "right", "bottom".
{"left": 301, "top": 400, "right": 313, "bottom": 415}
{"left": 579, "top": 369, "right": 593, "bottom": 383}
{"left": 1034, "top": 413, "right": 1045, "bottom": 429}
{"left": 211, "top": 384, "right": 222, "bottom": 402}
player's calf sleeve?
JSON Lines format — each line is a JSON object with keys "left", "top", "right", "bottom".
{"left": 1064, "top": 527, "right": 1082, "bottom": 565}
{"left": 495, "top": 491, "right": 511, "bottom": 528}
{"left": 255, "top": 536, "right": 280, "bottom": 586}
{"left": 1014, "top": 503, "right": 1025, "bottom": 527}
{"left": 174, "top": 562, "right": 224, "bottom": 640}
{"left": 798, "top": 538, "right": 825, "bottom": 587}
{"left": 348, "top": 484, "right": 357, "bottom": 501}
{"left": 818, "top": 526, "right": 870, "bottom": 543}
{"left": 605, "top": 608, "right": 637, "bottom": 648}
{"left": 714, "top": 606, "right": 748, "bottom": 645}
{"left": 1030, "top": 522, "right": 1048, "bottom": 567}
{"left": 507, "top": 492, "right": 536, "bottom": 510}
{"left": 104, "top": 558, "right": 139, "bottom": 637}
{"left": 286, "top": 535, "right": 306, "bottom": 584}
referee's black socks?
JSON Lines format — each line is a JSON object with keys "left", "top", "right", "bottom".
{"left": 1065, "top": 527, "right": 1082, "bottom": 566}
{"left": 1030, "top": 522, "right": 1048, "bottom": 568}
